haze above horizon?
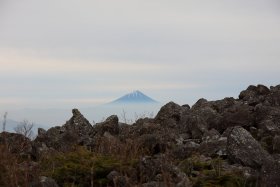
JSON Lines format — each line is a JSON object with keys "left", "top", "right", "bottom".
{"left": 0, "top": 0, "right": 280, "bottom": 111}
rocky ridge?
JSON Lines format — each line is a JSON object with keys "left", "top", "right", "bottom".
{"left": 1, "top": 84, "right": 280, "bottom": 186}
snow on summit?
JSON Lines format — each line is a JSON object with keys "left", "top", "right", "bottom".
{"left": 110, "top": 90, "right": 158, "bottom": 104}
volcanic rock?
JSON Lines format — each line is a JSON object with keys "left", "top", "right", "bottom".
{"left": 34, "top": 109, "right": 94, "bottom": 153}
{"left": 226, "top": 126, "right": 273, "bottom": 168}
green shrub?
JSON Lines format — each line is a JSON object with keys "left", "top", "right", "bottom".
{"left": 179, "top": 155, "right": 250, "bottom": 187}
{"left": 179, "top": 155, "right": 212, "bottom": 177}
{"left": 40, "top": 146, "right": 130, "bottom": 187}
{"left": 40, "top": 147, "right": 92, "bottom": 186}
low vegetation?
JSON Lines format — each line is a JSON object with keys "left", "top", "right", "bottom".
{"left": 0, "top": 84, "right": 280, "bottom": 186}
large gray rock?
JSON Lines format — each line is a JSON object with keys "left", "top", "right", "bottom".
{"left": 64, "top": 109, "right": 93, "bottom": 137}
{"left": 129, "top": 121, "right": 162, "bottom": 137}
{"left": 94, "top": 115, "right": 120, "bottom": 135}
{"left": 181, "top": 114, "right": 208, "bottom": 139}
{"left": 155, "top": 102, "right": 188, "bottom": 127}
{"left": 180, "top": 100, "right": 219, "bottom": 139}
{"left": 218, "top": 103, "right": 255, "bottom": 132}
{"left": 34, "top": 109, "right": 94, "bottom": 154}
{"left": 255, "top": 104, "right": 280, "bottom": 136}
{"left": 185, "top": 105, "right": 221, "bottom": 138}
{"left": 190, "top": 96, "right": 256, "bottom": 133}
{"left": 267, "top": 85, "right": 280, "bottom": 106}
{"left": 227, "top": 126, "right": 273, "bottom": 169}
{"left": 239, "top": 84, "right": 270, "bottom": 106}
{"left": 196, "top": 107, "right": 221, "bottom": 129}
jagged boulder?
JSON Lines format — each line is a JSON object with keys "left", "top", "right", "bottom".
{"left": 266, "top": 85, "right": 280, "bottom": 106}
{"left": 184, "top": 98, "right": 225, "bottom": 136}
{"left": 181, "top": 114, "right": 208, "bottom": 139}
{"left": 155, "top": 102, "right": 188, "bottom": 128}
{"left": 191, "top": 97, "right": 235, "bottom": 115}
{"left": 218, "top": 103, "right": 255, "bottom": 132}
{"left": 33, "top": 109, "right": 94, "bottom": 154}
{"left": 239, "top": 84, "right": 270, "bottom": 106}
{"left": 210, "top": 97, "right": 236, "bottom": 113}
{"left": 255, "top": 104, "right": 280, "bottom": 135}
{"left": 197, "top": 98, "right": 250, "bottom": 133}
{"left": 127, "top": 121, "right": 162, "bottom": 137}
{"left": 64, "top": 109, "right": 93, "bottom": 137}
{"left": 191, "top": 98, "right": 211, "bottom": 110}
{"left": 190, "top": 97, "right": 256, "bottom": 133}
{"left": 93, "top": 115, "right": 120, "bottom": 136}
{"left": 226, "top": 126, "right": 272, "bottom": 169}
{"left": 196, "top": 107, "right": 221, "bottom": 128}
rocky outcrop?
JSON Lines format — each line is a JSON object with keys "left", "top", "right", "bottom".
{"left": 226, "top": 126, "right": 272, "bottom": 169}
{"left": 239, "top": 84, "right": 270, "bottom": 106}
{"left": 2, "top": 84, "right": 280, "bottom": 186}
{"left": 93, "top": 115, "right": 120, "bottom": 136}
{"left": 155, "top": 101, "right": 188, "bottom": 128}
{"left": 33, "top": 109, "right": 94, "bottom": 155}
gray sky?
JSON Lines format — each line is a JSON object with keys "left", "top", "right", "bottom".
{"left": 0, "top": 0, "right": 280, "bottom": 110}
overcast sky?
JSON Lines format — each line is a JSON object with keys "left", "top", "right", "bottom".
{"left": 0, "top": 0, "right": 280, "bottom": 110}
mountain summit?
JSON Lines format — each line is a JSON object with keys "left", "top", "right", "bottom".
{"left": 110, "top": 90, "right": 158, "bottom": 104}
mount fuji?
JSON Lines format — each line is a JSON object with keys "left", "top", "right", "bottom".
{"left": 109, "top": 90, "right": 158, "bottom": 104}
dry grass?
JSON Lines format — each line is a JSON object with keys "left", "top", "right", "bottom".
{"left": 0, "top": 139, "right": 38, "bottom": 187}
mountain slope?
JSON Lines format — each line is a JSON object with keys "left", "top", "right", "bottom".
{"left": 110, "top": 90, "right": 158, "bottom": 104}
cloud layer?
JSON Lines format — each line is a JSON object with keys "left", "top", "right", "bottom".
{"left": 0, "top": 0, "right": 280, "bottom": 110}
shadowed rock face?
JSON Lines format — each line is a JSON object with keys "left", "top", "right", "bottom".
{"left": 0, "top": 132, "right": 33, "bottom": 156}
{"left": 33, "top": 108, "right": 94, "bottom": 154}
{"left": 226, "top": 126, "right": 272, "bottom": 169}
{"left": 155, "top": 101, "right": 189, "bottom": 128}
{"left": 93, "top": 115, "right": 120, "bottom": 136}
{"left": 65, "top": 109, "right": 93, "bottom": 133}
{"left": 3, "top": 84, "right": 280, "bottom": 186}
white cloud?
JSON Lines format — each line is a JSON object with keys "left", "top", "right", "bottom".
{"left": 0, "top": 0, "right": 279, "bottom": 112}
{"left": 0, "top": 48, "right": 169, "bottom": 74}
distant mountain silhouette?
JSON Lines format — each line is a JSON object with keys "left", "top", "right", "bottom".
{"left": 109, "top": 90, "right": 158, "bottom": 104}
